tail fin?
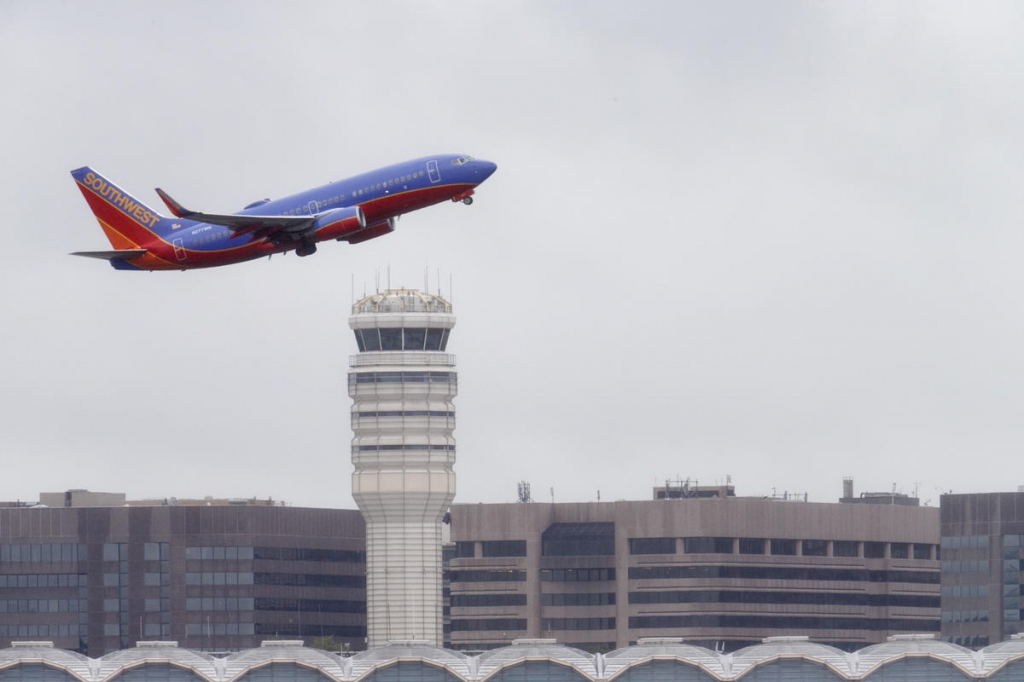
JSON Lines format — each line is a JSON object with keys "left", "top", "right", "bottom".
{"left": 71, "top": 167, "right": 175, "bottom": 248}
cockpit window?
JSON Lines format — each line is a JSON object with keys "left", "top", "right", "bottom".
{"left": 451, "top": 156, "right": 475, "bottom": 165}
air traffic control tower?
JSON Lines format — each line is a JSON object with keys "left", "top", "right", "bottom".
{"left": 348, "top": 289, "right": 457, "bottom": 648}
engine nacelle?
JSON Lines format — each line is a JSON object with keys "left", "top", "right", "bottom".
{"left": 312, "top": 206, "right": 366, "bottom": 241}
{"left": 345, "top": 218, "right": 396, "bottom": 244}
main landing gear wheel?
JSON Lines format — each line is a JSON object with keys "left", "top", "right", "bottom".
{"left": 463, "top": 196, "right": 474, "bottom": 205}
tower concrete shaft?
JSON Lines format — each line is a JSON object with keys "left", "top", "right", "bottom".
{"left": 348, "top": 289, "right": 456, "bottom": 647}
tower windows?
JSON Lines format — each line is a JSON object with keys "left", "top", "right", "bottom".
{"left": 354, "top": 328, "right": 450, "bottom": 352}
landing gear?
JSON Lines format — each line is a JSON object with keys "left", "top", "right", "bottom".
{"left": 462, "top": 196, "right": 474, "bottom": 205}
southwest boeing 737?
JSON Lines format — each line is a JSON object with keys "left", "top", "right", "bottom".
{"left": 70, "top": 154, "right": 497, "bottom": 271}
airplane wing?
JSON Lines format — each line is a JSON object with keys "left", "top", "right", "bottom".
{"left": 71, "top": 249, "right": 148, "bottom": 261}
{"left": 155, "top": 188, "right": 313, "bottom": 240}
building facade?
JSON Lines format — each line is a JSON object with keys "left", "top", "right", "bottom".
{"left": 348, "top": 289, "right": 458, "bottom": 648}
{"left": 0, "top": 500, "right": 366, "bottom": 656}
{"left": 447, "top": 497, "right": 941, "bottom": 653}
{"left": 939, "top": 491, "right": 1024, "bottom": 648}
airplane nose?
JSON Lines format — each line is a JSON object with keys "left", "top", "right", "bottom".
{"left": 476, "top": 160, "right": 497, "bottom": 180}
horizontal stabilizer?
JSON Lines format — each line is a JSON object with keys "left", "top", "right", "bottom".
{"left": 70, "top": 249, "right": 148, "bottom": 261}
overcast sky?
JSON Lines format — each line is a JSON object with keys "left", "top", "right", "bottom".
{"left": 2, "top": 1, "right": 1023, "bottom": 509}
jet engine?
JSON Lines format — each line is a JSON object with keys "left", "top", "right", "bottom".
{"left": 311, "top": 206, "right": 366, "bottom": 241}
{"left": 345, "top": 218, "right": 396, "bottom": 244}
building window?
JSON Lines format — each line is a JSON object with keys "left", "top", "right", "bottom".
{"left": 481, "top": 540, "right": 527, "bottom": 558}
{"left": 629, "top": 537, "right": 676, "bottom": 555}
{"left": 739, "top": 538, "right": 766, "bottom": 555}
{"left": 684, "top": 537, "right": 733, "bottom": 554}
{"left": 403, "top": 328, "right": 426, "bottom": 351}
{"left": 891, "top": 543, "right": 909, "bottom": 559}
{"left": 452, "top": 594, "right": 527, "bottom": 607}
{"left": 834, "top": 541, "right": 859, "bottom": 557}
{"left": 541, "top": 592, "right": 614, "bottom": 606}
{"left": 864, "top": 542, "right": 886, "bottom": 559}
{"left": 802, "top": 540, "right": 828, "bottom": 557}
{"left": 770, "top": 539, "right": 797, "bottom": 556}
{"left": 913, "top": 543, "right": 933, "bottom": 560}
{"left": 450, "top": 618, "right": 527, "bottom": 632}
{"left": 542, "top": 617, "right": 616, "bottom": 631}
{"left": 541, "top": 568, "right": 615, "bottom": 582}
{"left": 541, "top": 523, "right": 615, "bottom": 556}
{"left": 449, "top": 569, "right": 527, "bottom": 583}
{"left": 379, "top": 328, "right": 402, "bottom": 350}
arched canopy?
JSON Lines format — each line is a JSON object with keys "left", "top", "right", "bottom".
{"left": 855, "top": 638, "right": 977, "bottom": 678}
{"left": 98, "top": 646, "right": 218, "bottom": 682}
{"left": 358, "top": 661, "right": 465, "bottom": 682}
{"left": 862, "top": 657, "right": 973, "bottom": 682}
{"left": 730, "top": 640, "right": 853, "bottom": 679}
{"left": 223, "top": 644, "right": 346, "bottom": 681}
{"left": 476, "top": 642, "right": 595, "bottom": 682}
{"left": 106, "top": 663, "right": 212, "bottom": 682}
{"left": 607, "top": 658, "right": 718, "bottom": 682}
{"left": 0, "top": 662, "right": 83, "bottom": 682}
{"left": 231, "top": 662, "right": 336, "bottom": 682}
{"left": 736, "top": 658, "right": 845, "bottom": 681}
{"left": 348, "top": 642, "right": 471, "bottom": 681}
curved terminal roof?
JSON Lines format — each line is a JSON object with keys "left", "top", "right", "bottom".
{"left": 973, "top": 635, "right": 1024, "bottom": 675}
{"left": 852, "top": 634, "right": 978, "bottom": 677}
{"left": 476, "top": 639, "right": 597, "bottom": 680}
{"left": 0, "top": 642, "right": 93, "bottom": 680}
{"left": 6, "top": 636, "right": 1024, "bottom": 681}
{"left": 348, "top": 640, "right": 472, "bottom": 680}
{"left": 603, "top": 638, "right": 726, "bottom": 679}
{"left": 352, "top": 289, "right": 452, "bottom": 315}
{"left": 729, "top": 637, "right": 854, "bottom": 678}
{"left": 97, "top": 643, "right": 219, "bottom": 680}
{"left": 223, "top": 641, "right": 347, "bottom": 680}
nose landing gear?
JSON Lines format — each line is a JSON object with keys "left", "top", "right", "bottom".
{"left": 452, "top": 189, "right": 476, "bottom": 205}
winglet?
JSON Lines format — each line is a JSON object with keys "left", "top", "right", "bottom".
{"left": 155, "top": 188, "right": 192, "bottom": 218}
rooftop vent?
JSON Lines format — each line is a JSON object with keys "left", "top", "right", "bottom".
{"left": 385, "top": 640, "right": 431, "bottom": 647}
{"left": 11, "top": 641, "right": 54, "bottom": 648}
{"left": 762, "top": 636, "right": 809, "bottom": 643}
{"left": 261, "top": 640, "right": 305, "bottom": 648}
{"left": 887, "top": 634, "right": 937, "bottom": 641}
{"left": 512, "top": 639, "right": 558, "bottom": 646}
{"left": 136, "top": 641, "right": 179, "bottom": 648}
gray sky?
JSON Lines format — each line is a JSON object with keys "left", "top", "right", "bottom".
{"left": 2, "top": 1, "right": 1023, "bottom": 509}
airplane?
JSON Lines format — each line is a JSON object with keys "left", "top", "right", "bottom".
{"left": 70, "top": 154, "right": 497, "bottom": 271}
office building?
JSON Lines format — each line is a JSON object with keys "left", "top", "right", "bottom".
{"left": 448, "top": 490, "right": 941, "bottom": 653}
{"left": 940, "top": 491, "right": 1024, "bottom": 648}
{"left": 0, "top": 495, "right": 366, "bottom": 656}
